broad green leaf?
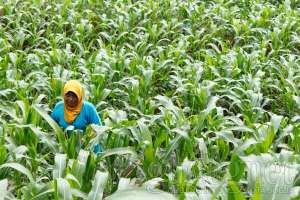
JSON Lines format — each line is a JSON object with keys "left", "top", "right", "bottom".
{"left": 105, "top": 188, "right": 177, "bottom": 200}
{"left": 31, "top": 189, "right": 54, "bottom": 200}
{"left": 0, "top": 145, "right": 6, "bottom": 165}
{"left": 252, "top": 178, "right": 261, "bottom": 200}
{"left": 0, "top": 179, "right": 8, "bottom": 200}
{"left": 56, "top": 178, "right": 72, "bottom": 200}
{"left": 33, "top": 105, "right": 67, "bottom": 151}
{"left": 30, "top": 126, "right": 57, "bottom": 152}
{"left": 196, "top": 138, "right": 208, "bottom": 164}
{"left": 71, "top": 150, "right": 89, "bottom": 185}
{"left": 229, "top": 154, "right": 245, "bottom": 182}
{"left": 198, "top": 176, "right": 227, "bottom": 200}
{"left": 228, "top": 181, "right": 246, "bottom": 200}
{"left": 107, "top": 110, "right": 128, "bottom": 124}
{"left": 162, "top": 135, "right": 183, "bottom": 162}
{"left": 118, "top": 178, "right": 136, "bottom": 191}
{"left": 143, "top": 178, "right": 164, "bottom": 190}
{"left": 0, "top": 163, "right": 34, "bottom": 182}
{"left": 32, "top": 106, "right": 63, "bottom": 135}
{"left": 0, "top": 89, "right": 15, "bottom": 98}
{"left": 137, "top": 119, "right": 153, "bottom": 143}
{"left": 185, "top": 190, "right": 211, "bottom": 200}
{"left": 270, "top": 114, "right": 283, "bottom": 132}
{"left": 66, "top": 174, "right": 81, "bottom": 188}
{"left": 100, "top": 147, "right": 137, "bottom": 159}
{"left": 0, "top": 106, "right": 19, "bottom": 121}
{"left": 185, "top": 192, "right": 199, "bottom": 200}
{"left": 91, "top": 124, "right": 110, "bottom": 137}
{"left": 53, "top": 154, "right": 67, "bottom": 179}
{"left": 203, "top": 96, "right": 219, "bottom": 114}
{"left": 9, "top": 52, "right": 17, "bottom": 65}
{"left": 72, "top": 189, "right": 87, "bottom": 199}
{"left": 87, "top": 171, "right": 108, "bottom": 200}
{"left": 175, "top": 166, "right": 187, "bottom": 193}
{"left": 236, "top": 138, "right": 258, "bottom": 154}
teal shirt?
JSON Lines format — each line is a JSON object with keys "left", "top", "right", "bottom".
{"left": 51, "top": 100, "right": 103, "bottom": 153}
{"left": 51, "top": 100, "right": 102, "bottom": 130}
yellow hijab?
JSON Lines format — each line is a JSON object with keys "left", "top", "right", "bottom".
{"left": 63, "top": 80, "right": 84, "bottom": 124}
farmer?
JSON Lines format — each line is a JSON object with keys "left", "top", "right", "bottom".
{"left": 51, "top": 80, "right": 102, "bottom": 153}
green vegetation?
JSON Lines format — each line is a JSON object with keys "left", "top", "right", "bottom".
{"left": 1, "top": 0, "right": 300, "bottom": 199}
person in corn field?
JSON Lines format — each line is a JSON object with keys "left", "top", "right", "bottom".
{"left": 51, "top": 80, "right": 103, "bottom": 153}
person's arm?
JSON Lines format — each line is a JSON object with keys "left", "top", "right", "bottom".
{"left": 88, "top": 103, "right": 102, "bottom": 126}
{"left": 51, "top": 103, "right": 59, "bottom": 123}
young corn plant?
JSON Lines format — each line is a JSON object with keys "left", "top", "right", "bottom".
{"left": 1, "top": 0, "right": 300, "bottom": 199}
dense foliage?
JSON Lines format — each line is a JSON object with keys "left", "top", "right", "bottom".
{"left": 1, "top": 0, "right": 300, "bottom": 199}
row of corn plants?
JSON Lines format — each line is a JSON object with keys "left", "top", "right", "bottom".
{"left": 1, "top": 0, "right": 300, "bottom": 199}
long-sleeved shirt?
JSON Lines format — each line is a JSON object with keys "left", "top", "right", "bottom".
{"left": 51, "top": 100, "right": 103, "bottom": 153}
{"left": 51, "top": 100, "right": 102, "bottom": 130}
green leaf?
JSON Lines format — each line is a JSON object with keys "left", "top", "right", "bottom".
{"left": 229, "top": 154, "right": 245, "bottom": 182}
{"left": 31, "top": 188, "right": 54, "bottom": 200}
{"left": 0, "top": 163, "right": 34, "bottom": 182}
{"left": 162, "top": 135, "right": 183, "bottom": 162}
{"left": 270, "top": 114, "right": 283, "bottom": 133}
{"left": 29, "top": 126, "right": 57, "bottom": 153}
{"left": 66, "top": 174, "right": 81, "bottom": 188}
{"left": 143, "top": 178, "right": 164, "bottom": 190}
{"left": 198, "top": 176, "right": 227, "bottom": 200}
{"left": 33, "top": 105, "right": 67, "bottom": 151}
{"left": 252, "top": 178, "right": 261, "bottom": 200}
{"left": 56, "top": 178, "right": 72, "bottom": 200}
{"left": 185, "top": 190, "right": 211, "bottom": 200}
{"left": 117, "top": 178, "right": 136, "bottom": 191}
{"left": 0, "top": 179, "right": 8, "bottom": 200}
{"left": 107, "top": 110, "right": 128, "bottom": 124}
{"left": 71, "top": 189, "right": 87, "bottom": 199}
{"left": 87, "top": 171, "right": 108, "bottom": 200}
{"left": 228, "top": 181, "right": 246, "bottom": 200}
{"left": 53, "top": 154, "right": 67, "bottom": 179}
{"left": 100, "top": 147, "right": 137, "bottom": 159}
{"left": 71, "top": 150, "right": 89, "bottom": 185}
{"left": 196, "top": 138, "right": 208, "bottom": 164}
{"left": 175, "top": 166, "right": 187, "bottom": 193}
{"left": 32, "top": 105, "right": 62, "bottom": 134}
{"left": 9, "top": 52, "right": 17, "bottom": 65}
{"left": 203, "top": 96, "right": 219, "bottom": 114}
{"left": 0, "top": 145, "right": 7, "bottom": 165}
{"left": 105, "top": 188, "right": 177, "bottom": 200}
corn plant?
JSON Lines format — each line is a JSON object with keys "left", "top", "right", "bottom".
{"left": 1, "top": 0, "right": 300, "bottom": 199}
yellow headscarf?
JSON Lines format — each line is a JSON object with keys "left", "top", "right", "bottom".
{"left": 63, "top": 80, "right": 84, "bottom": 124}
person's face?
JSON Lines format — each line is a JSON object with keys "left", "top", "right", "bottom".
{"left": 64, "top": 91, "right": 79, "bottom": 108}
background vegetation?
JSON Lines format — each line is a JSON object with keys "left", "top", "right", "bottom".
{"left": 1, "top": 0, "right": 300, "bottom": 199}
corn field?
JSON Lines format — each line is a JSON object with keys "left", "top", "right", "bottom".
{"left": 1, "top": 0, "right": 300, "bottom": 199}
